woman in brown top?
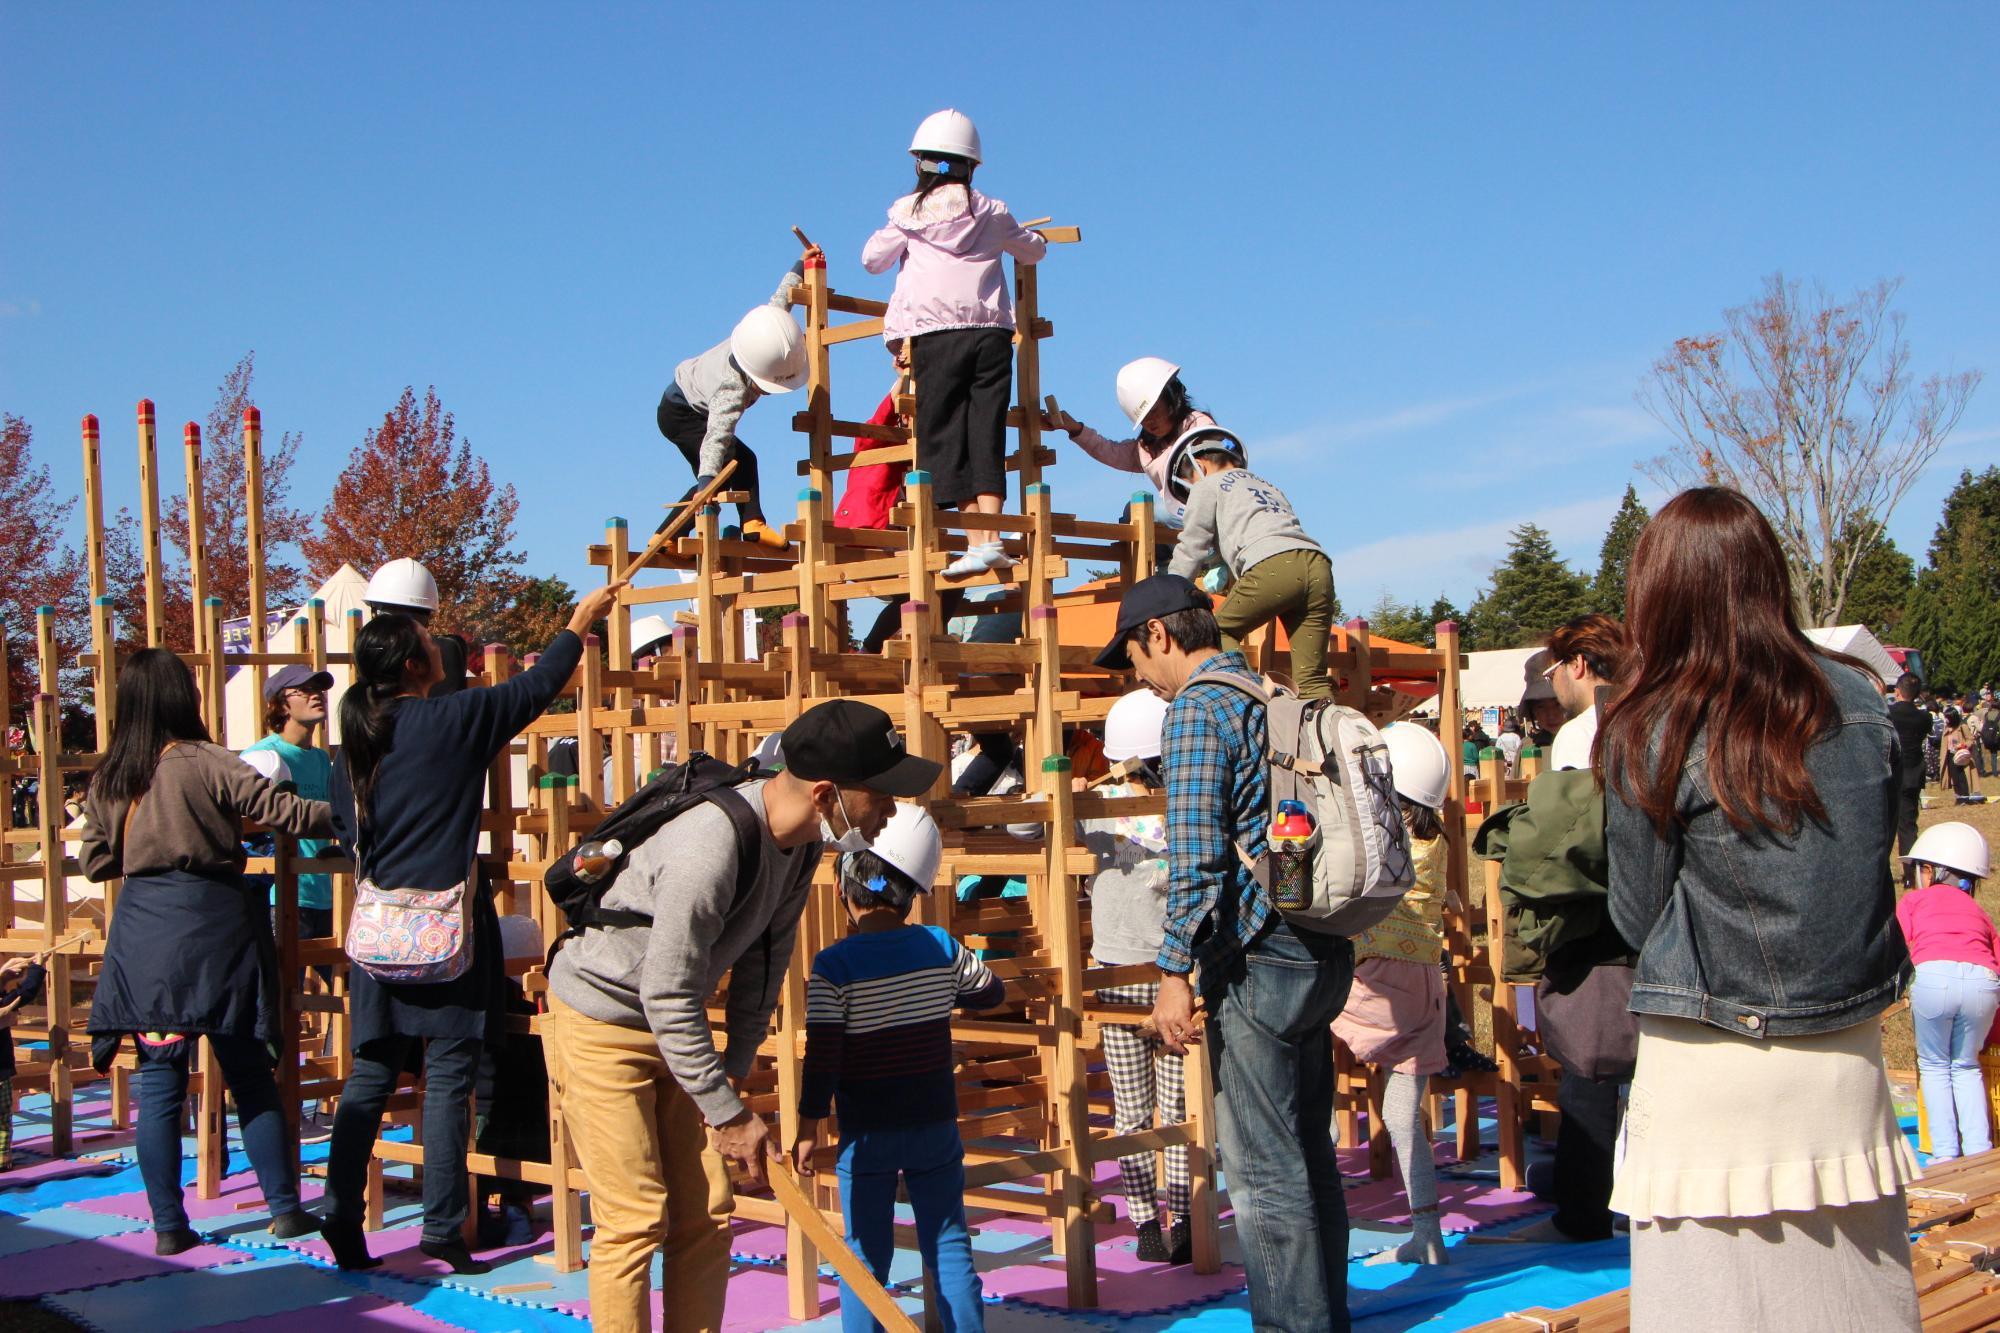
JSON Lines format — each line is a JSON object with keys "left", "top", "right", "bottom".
{"left": 81, "top": 648, "right": 333, "bottom": 1255}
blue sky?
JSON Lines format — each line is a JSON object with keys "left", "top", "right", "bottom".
{"left": 4, "top": 3, "right": 1996, "bottom": 620}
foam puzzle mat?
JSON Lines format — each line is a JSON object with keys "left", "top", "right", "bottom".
{"left": 0, "top": 1086, "right": 1638, "bottom": 1331}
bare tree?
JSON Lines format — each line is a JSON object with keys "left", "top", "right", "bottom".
{"left": 1638, "top": 274, "right": 1980, "bottom": 625}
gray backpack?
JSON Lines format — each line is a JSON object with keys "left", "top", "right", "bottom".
{"left": 1187, "top": 669, "right": 1415, "bottom": 935}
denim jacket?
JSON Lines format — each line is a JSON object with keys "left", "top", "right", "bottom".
{"left": 1606, "top": 657, "right": 1912, "bottom": 1039}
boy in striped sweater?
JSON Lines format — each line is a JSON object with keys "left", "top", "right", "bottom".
{"left": 792, "top": 805, "right": 1003, "bottom": 1333}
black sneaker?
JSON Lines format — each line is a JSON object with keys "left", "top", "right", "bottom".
{"left": 1134, "top": 1219, "right": 1168, "bottom": 1263}
{"left": 1168, "top": 1218, "right": 1193, "bottom": 1265}
{"left": 154, "top": 1227, "right": 202, "bottom": 1256}
{"left": 419, "top": 1237, "right": 492, "bottom": 1275}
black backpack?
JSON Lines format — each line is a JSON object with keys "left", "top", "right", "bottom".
{"left": 1983, "top": 708, "right": 2000, "bottom": 751}
{"left": 542, "top": 752, "right": 765, "bottom": 937}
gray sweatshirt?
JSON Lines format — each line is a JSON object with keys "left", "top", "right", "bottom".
{"left": 1168, "top": 467, "right": 1323, "bottom": 582}
{"left": 547, "top": 781, "right": 824, "bottom": 1127}
{"left": 1080, "top": 783, "right": 1171, "bottom": 966}
{"left": 672, "top": 264, "right": 804, "bottom": 476}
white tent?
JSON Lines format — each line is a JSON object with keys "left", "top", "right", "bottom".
{"left": 1804, "top": 624, "right": 1899, "bottom": 685}
{"left": 1414, "top": 646, "right": 1542, "bottom": 715}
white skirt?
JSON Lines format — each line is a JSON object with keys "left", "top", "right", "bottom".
{"left": 1612, "top": 1013, "right": 1917, "bottom": 1221}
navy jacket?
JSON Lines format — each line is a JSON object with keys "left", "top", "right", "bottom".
{"left": 334, "top": 630, "right": 582, "bottom": 1046}
{"left": 1607, "top": 657, "right": 1912, "bottom": 1039}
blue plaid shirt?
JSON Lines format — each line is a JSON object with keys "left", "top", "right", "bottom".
{"left": 1157, "top": 652, "right": 1270, "bottom": 978}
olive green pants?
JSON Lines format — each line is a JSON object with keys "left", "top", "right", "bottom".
{"left": 1214, "top": 549, "right": 1336, "bottom": 700}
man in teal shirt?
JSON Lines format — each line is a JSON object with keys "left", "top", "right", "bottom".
{"left": 242, "top": 665, "right": 336, "bottom": 935}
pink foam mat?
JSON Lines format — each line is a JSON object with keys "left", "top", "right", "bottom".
{"left": 74, "top": 1172, "right": 325, "bottom": 1223}
{"left": 272, "top": 1222, "right": 547, "bottom": 1277}
{"left": 0, "top": 1229, "right": 253, "bottom": 1300}
{"left": 558, "top": 1263, "right": 839, "bottom": 1331}
{"left": 0, "top": 1153, "right": 128, "bottom": 1187}
{"left": 200, "top": 1295, "right": 469, "bottom": 1332}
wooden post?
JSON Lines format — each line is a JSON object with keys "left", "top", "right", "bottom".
{"left": 1041, "top": 752, "right": 1097, "bottom": 1306}
{"left": 81, "top": 415, "right": 108, "bottom": 604}
{"left": 136, "top": 401, "right": 166, "bottom": 646}
{"left": 33, "top": 691, "right": 73, "bottom": 1153}
{"left": 184, "top": 423, "right": 209, "bottom": 655}
{"left": 243, "top": 406, "right": 271, "bottom": 708}
{"left": 202, "top": 598, "right": 227, "bottom": 745}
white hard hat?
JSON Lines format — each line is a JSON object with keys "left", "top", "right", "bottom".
{"left": 365, "top": 558, "right": 439, "bottom": 615}
{"left": 1905, "top": 821, "right": 1991, "bottom": 881}
{"left": 729, "top": 305, "right": 808, "bottom": 395}
{"left": 1382, "top": 722, "right": 1450, "bottom": 811}
{"left": 496, "top": 914, "right": 546, "bottom": 962}
{"left": 909, "top": 109, "right": 982, "bottom": 163}
{"left": 1115, "top": 357, "right": 1181, "bottom": 428}
{"left": 238, "top": 748, "right": 292, "bottom": 786}
{"left": 1103, "top": 689, "right": 1169, "bottom": 762}
{"left": 855, "top": 802, "right": 942, "bottom": 893}
{"left": 1162, "top": 425, "right": 1247, "bottom": 504}
{"left": 629, "top": 614, "right": 673, "bottom": 658}
{"left": 751, "top": 732, "right": 786, "bottom": 772}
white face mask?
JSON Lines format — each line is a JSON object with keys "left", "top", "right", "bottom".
{"left": 820, "top": 789, "right": 872, "bottom": 853}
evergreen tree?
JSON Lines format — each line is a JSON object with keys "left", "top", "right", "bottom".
{"left": 1465, "top": 524, "right": 1591, "bottom": 649}
{"left": 1364, "top": 592, "right": 1431, "bottom": 649}
{"left": 1590, "top": 485, "right": 1649, "bottom": 619}
{"left": 1903, "top": 467, "right": 2000, "bottom": 687}
{"left": 1836, "top": 523, "right": 1915, "bottom": 639}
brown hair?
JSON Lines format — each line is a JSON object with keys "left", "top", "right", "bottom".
{"left": 264, "top": 693, "right": 291, "bottom": 736}
{"left": 1545, "top": 613, "right": 1630, "bottom": 686}
{"left": 1599, "top": 487, "right": 1858, "bottom": 837}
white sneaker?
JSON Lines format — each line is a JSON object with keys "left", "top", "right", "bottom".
{"left": 944, "top": 542, "right": 1014, "bottom": 577}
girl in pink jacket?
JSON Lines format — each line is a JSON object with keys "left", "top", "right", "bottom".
{"left": 1054, "top": 357, "right": 1215, "bottom": 527}
{"left": 863, "top": 109, "right": 1046, "bottom": 577}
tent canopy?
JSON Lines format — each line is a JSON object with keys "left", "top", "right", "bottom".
{"left": 1804, "top": 624, "right": 1899, "bottom": 684}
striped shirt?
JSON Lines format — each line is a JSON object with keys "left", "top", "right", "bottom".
{"left": 1159, "top": 651, "right": 1272, "bottom": 978}
{"left": 801, "top": 924, "right": 1004, "bottom": 1131}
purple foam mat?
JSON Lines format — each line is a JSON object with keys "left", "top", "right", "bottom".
{"left": 74, "top": 1172, "right": 326, "bottom": 1223}
{"left": 196, "top": 1293, "right": 467, "bottom": 1333}
{"left": 0, "top": 1153, "right": 128, "bottom": 1187}
{"left": 558, "top": 1263, "right": 839, "bottom": 1331}
{"left": 275, "top": 1219, "right": 547, "bottom": 1278}
{"left": 0, "top": 1228, "right": 253, "bottom": 1300}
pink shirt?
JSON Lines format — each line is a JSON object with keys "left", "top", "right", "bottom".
{"left": 1897, "top": 883, "right": 2000, "bottom": 971}
{"left": 862, "top": 186, "right": 1046, "bottom": 343}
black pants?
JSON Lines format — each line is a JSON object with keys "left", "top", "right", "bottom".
{"left": 910, "top": 327, "right": 1012, "bottom": 508}
{"left": 1551, "top": 1070, "right": 1621, "bottom": 1240}
{"left": 324, "top": 1034, "right": 483, "bottom": 1243}
{"left": 657, "top": 384, "right": 764, "bottom": 524}
{"left": 1897, "top": 783, "right": 1922, "bottom": 863}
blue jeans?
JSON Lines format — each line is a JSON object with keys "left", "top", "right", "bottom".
{"left": 836, "top": 1120, "right": 983, "bottom": 1333}
{"left": 325, "top": 1034, "right": 483, "bottom": 1243}
{"left": 1204, "top": 921, "right": 1354, "bottom": 1333}
{"left": 136, "top": 1033, "right": 299, "bottom": 1232}
{"left": 1912, "top": 959, "right": 2000, "bottom": 1159}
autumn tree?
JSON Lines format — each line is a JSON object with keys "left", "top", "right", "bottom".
{"left": 1638, "top": 274, "right": 1981, "bottom": 626}
{"left": 163, "top": 353, "right": 316, "bottom": 620}
{"left": 303, "top": 386, "right": 532, "bottom": 641}
{"left": 0, "top": 414, "right": 87, "bottom": 722}
{"left": 1902, "top": 467, "right": 2000, "bottom": 690}
{"left": 1590, "top": 485, "right": 1650, "bottom": 619}
{"left": 1465, "top": 523, "right": 1591, "bottom": 649}
{"left": 488, "top": 574, "right": 579, "bottom": 657}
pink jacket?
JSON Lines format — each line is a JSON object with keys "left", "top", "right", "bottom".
{"left": 1071, "top": 409, "right": 1217, "bottom": 524}
{"left": 862, "top": 186, "right": 1046, "bottom": 343}
{"left": 1897, "top": 883, "right": 2000, "bottom": 971}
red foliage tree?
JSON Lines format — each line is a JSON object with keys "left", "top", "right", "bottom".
{"left": 0, "top": 414, "right": 87, "bottom": 724}
{"left": 302, "top": 386, "right": 533, "bottom": 641}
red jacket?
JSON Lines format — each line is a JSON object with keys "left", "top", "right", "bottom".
{"left": 833, "top": 391, "right": 908, "bottom": 530}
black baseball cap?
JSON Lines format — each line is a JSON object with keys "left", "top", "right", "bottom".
{"left": 1094, "top": 573, "right": 1211, "bottom": 670}
{"left": 781, "top": 699, "right": 941, "bottom": 797}
{"left": 264, "top": 664, "right": 335, "bottom": 700}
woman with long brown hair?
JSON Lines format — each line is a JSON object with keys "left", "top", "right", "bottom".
{"left": 1600, "top": 487, "right": 1918, "bottom": 1331}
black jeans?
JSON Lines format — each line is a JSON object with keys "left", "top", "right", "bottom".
{"left": 1897, "top": 784, "right": 1922, "bottom": 864}
{"left": 657, "top": 384, "right": 764, "bottom": 524}
{"left": 325, "top": 1034, "right": 483, "bottom": 1243}
{"left": 1551, "top": 1070, "right": 1621, "bottom": 1240}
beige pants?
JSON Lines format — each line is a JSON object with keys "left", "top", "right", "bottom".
{"left": 545, "top": 995, "right": 734, "bottom": 1333}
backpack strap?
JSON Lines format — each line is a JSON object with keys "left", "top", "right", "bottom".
{"left": 579, "top": 782, "right": 766, "bottom": 931}
{"left": 1184, "top": 668, "right": 1323, "bottom": 778}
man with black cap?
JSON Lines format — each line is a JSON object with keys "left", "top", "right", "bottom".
{"left": 543, "top": 698, "right": 938, "bottom": 1333}
{"left": 1519, "top": 649, "right": 1566, "bottom": 750}
{"left": 1095, "top": 573, "right": 1355, "bottom": 1333}
{"left": 243, "top": 664, "right": 338, "bottom": 941}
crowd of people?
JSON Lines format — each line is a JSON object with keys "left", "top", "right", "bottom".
{"left": 1, "top": 106, "right": 1981, "bottom": 1333}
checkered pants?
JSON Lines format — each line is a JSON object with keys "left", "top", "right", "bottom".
{"left": 1097, "top": 982, "right": 1191, "bottom": 1224}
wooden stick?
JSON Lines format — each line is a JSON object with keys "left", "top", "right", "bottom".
{"left": 1042, "top": 394, "right": 1079, "bottom": 435}
{"left": 790, "top": 225, "right": 815, "bottom": 250}
{"left": 767, "top": 1168, "right": 920, "bottom": 1332}
{"left": 1020, "top": 216, "right": 1052, "bottom": 228}
{"left": 617, "top": 460, "right": 741, "bottom": 584}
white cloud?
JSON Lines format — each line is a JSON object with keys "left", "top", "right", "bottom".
{"left": 1329, "top": 493, "right": 1626, "bottom": 608}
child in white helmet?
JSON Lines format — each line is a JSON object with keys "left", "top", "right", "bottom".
{"left": 656, "top": 248, "right": 822, "bottom": 549}
{"left": 1081, "top": 689, "right": 1192, "bottom": 1264}
{"left": 793, "top": 804, "right": 1003, "bottom": 1333}
{"left": 1333, "top": 722, "right": 1455, "bottom": 1266}
{"left": 1051, "top": 358, "right": 1216, "bottom": 526}
{"left": 1164, "top": 427, "right": 1337, "bottom": 699}
{"left": 863, "top": 109, "right": 1047, "bottom": 578}
{"left": 1897, "top": 822, "right": 1997, "bottom": 1161}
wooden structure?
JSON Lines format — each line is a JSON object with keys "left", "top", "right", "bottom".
{"left": 3, "top": 233, "right": 1541, "bottom": 1324}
